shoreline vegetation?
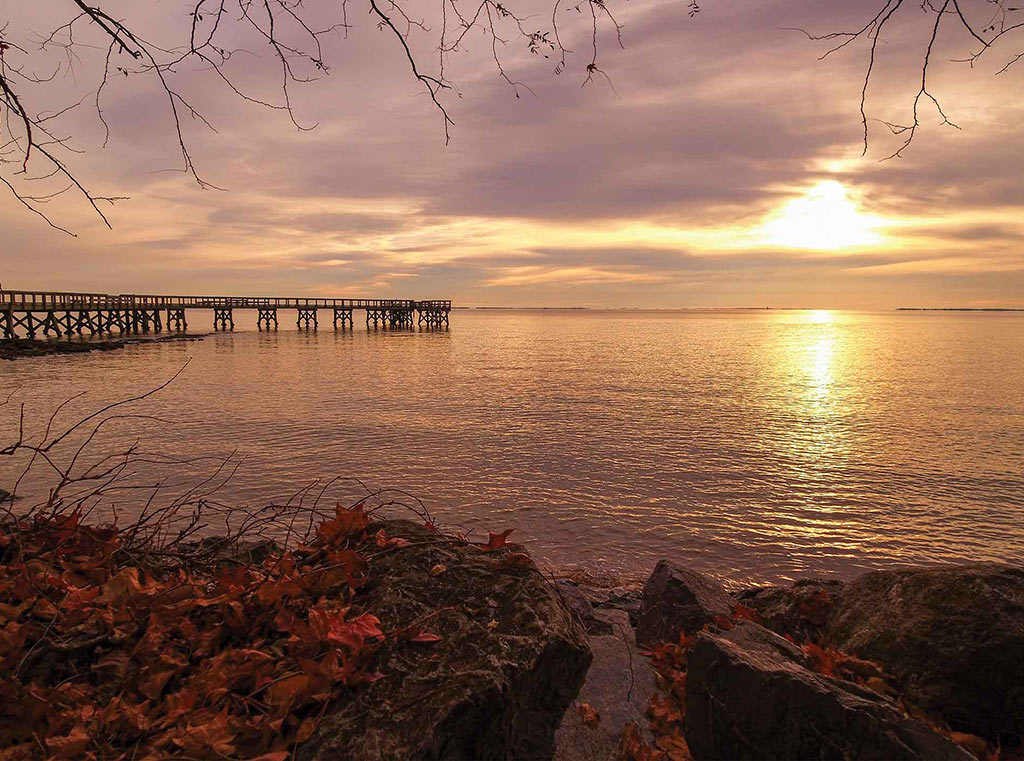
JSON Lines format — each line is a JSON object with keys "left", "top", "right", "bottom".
{"left": 0, "top": 334, "right": 209, "bottom": 361}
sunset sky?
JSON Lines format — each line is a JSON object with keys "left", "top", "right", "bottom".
{"left": 3, "top": 0, "right": 1023, "bottom": 308}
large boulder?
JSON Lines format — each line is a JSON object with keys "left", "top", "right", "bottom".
{"left": 636, "top": 561, "right": 735, "bottom": 647}
{"left": 826, "top": 563, "right": 1024, "bottom": 743}
{"left": 684, "top": 621, "right": 976, "bottom": 761}
{"left": 298, "top": 520, "right": 592, "bottom": 761}
{"left": 737, "top": 578, "right": 844, "bottom": 642}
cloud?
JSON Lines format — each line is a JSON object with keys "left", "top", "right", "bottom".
{"left": 3, "top": 0, "right": 1023, "bottom": 307}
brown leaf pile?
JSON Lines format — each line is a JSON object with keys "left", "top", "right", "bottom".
{"left": 0, "top": 504, "right": 427, "bottom": 760}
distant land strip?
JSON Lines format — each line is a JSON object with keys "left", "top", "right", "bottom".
{"left": 897, "top": 307, "right": 1024, "bottom": 312}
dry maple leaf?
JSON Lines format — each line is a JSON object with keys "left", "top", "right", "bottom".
{"left": 375, "top": 529, "right": 410, "bottom": 548}
{"left": 317, "top": 503, "right": 370, "bottom": 546}
{"left": 621, "top": 722, "right": 664, "bottom": 761}
{"left": 265, "top": 674, "right": 311, "bottom": 707}
{"left": 576, "top": 701, "right": 601, "bottom": 728}
{"left": 481, "top": 529, "right": 514, "bottom": 551}
{"left": 732, "top": 603, "right": 762, "bottom": 624}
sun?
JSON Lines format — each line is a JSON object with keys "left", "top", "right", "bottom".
{"left": 762, "top": 181, "right": 882, "bottom": 250}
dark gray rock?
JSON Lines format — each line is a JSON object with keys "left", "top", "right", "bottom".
{"left": 554, "top": 608, "right": 657, "bottom": 761}
{"left": 636, "top": 560, "right": 735, "bottom": 647}
{"left": 737, "top": 578, "right": 844, "bottom": 642}
{"left": 556, "top": 581, "right": 613, "bottom": 636}
{"left": 591, "top": 587, "right": 643, "bottom": 627}
{"left": 298, "top": 520, "right": 592, "bottom": 761}
{"left": 826, "top": 563, "right": 1024, "bottom": 743}
{"left": 685, "top": 621, "right": 976, "bottom": 761}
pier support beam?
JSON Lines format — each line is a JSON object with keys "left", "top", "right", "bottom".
{"left": 417, "top": 308, "right": 450, "bottom": 329}
{"left": 333, "top": 307, "right": 353, "bottom": 330}
{"left": 2, "top": 309, "right": 13, "bottom": 340}
{"left": 135, "top": 309, "right": 161, "bottom": 333}
{"left": 55, "top": 311, "right": 77, "bottom": 337}
{"left": 167, "top": 308, "right": 187, "bottom": 331}
{"left": 257, "top": 308, "right": 278, "bottom": 331}
{"left": 214, "top": 308, "right": 234, "bottom": 331}
{"left": 97, "top": 311, "right": 113, "bottom": 334}
{"left": 366, "top": 306, "right": 413, "bottom": 329}
{"left": 297, "top": 308, "right": 318, "bottom": 330}
{"left": 16, "top": 312, "right": 39, "bottom": 338}
{"left": 40, "top": 312, "right": 60, "bottom": 337}
{"left": 106, "top": 310, "right": 128, "bottom": 335}
{"left": 387, "top": 307, "right": 414, "bottom": 328}
{"left": 78, "top": 311, "right": 100, "bottom": 335}
{"left": 125, "top": 310, "right": 140, "bottom": 334}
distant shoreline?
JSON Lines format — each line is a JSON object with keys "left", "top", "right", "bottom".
{"left": 897, "top": 307, "right": 1024, "bottom": 312}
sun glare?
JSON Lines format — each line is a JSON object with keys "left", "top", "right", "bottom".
{"left": 762, "top": 181, "right": 882, "bottom": 250}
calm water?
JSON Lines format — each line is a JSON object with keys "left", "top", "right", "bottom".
{"left": 2, "top": 309, "right": 1023, "bottom": 586}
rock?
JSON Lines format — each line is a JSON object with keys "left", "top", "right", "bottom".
{"left": 685, "top": 621, "right": 976, "bottom": 761}
{"left": 737, "top": 578, "right": 844, "bottom": 642}
{"left": 178, "top": 536, "right": 281, "bottom": 567}
{"left": 636, "top": 560, "right": 735, "bottom": 647}
{"left": 299, "top": 520, "right": 591, "bottom": 761}
{"left": 826, "top": 563, "right": 1024, "bottom": 743}
{"left": 556, "top": 581, "right": 613, "bottom": 636}
{"left": 554, "top": 608, "right": 657, "bottom": 761}
{"left": 591, "top": 587, "right": 643, "bottom": 628}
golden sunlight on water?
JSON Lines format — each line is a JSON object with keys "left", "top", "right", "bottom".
{"left": 2, "top": 309, "right": 1022, "bottom": 585}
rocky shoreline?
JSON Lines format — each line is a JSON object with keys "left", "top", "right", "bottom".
{"left": 0, "top": 333, "right": 208, "bottom": 361}
{"left": 554, "top": 559, "right": 1023, "bottom": 761}
{"left": 1, "top": 507, "right": 1020, "bottom": 760}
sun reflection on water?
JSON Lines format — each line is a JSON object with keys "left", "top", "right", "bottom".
{"left": 776, "top": 310, "right": 852, "bottom": 472}
{"left": 809, "top": 336, "right": 835, "bottom": 402}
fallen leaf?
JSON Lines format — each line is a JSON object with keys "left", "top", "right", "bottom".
{"left": 45, "top": 726, "right": 90, "bottom": 759}
{"left": 375, "top": 529, "right": 410, "bottom": 548}
{"left": 620, "top": 722, "right": 662, "bottom": 761}
{"left": 295, "top": 716, "right": 318, "bottom": 744}
{"left": 139, "top": 669, "right": 176, "bottom": 701}
{"left": 429, "top": 564, "right": 447, "bottom": 576}
{"left": 265, "top": 674, "right": 310, "bottom": 706}
{"left": 577, "top": 702, "right": 601, "bottom": 728}
{"left": 410, "top": 632, "right": 442, "bottom": 643}
{"left": 732, "top": 604, "right": 762, "bottom": 624}
{"left": 481, "top": 529, "right": 514, "bottom": 551}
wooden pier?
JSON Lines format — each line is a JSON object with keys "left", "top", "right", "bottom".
{"left": 1, "top": 290, "right": 450, "bottom": 339}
